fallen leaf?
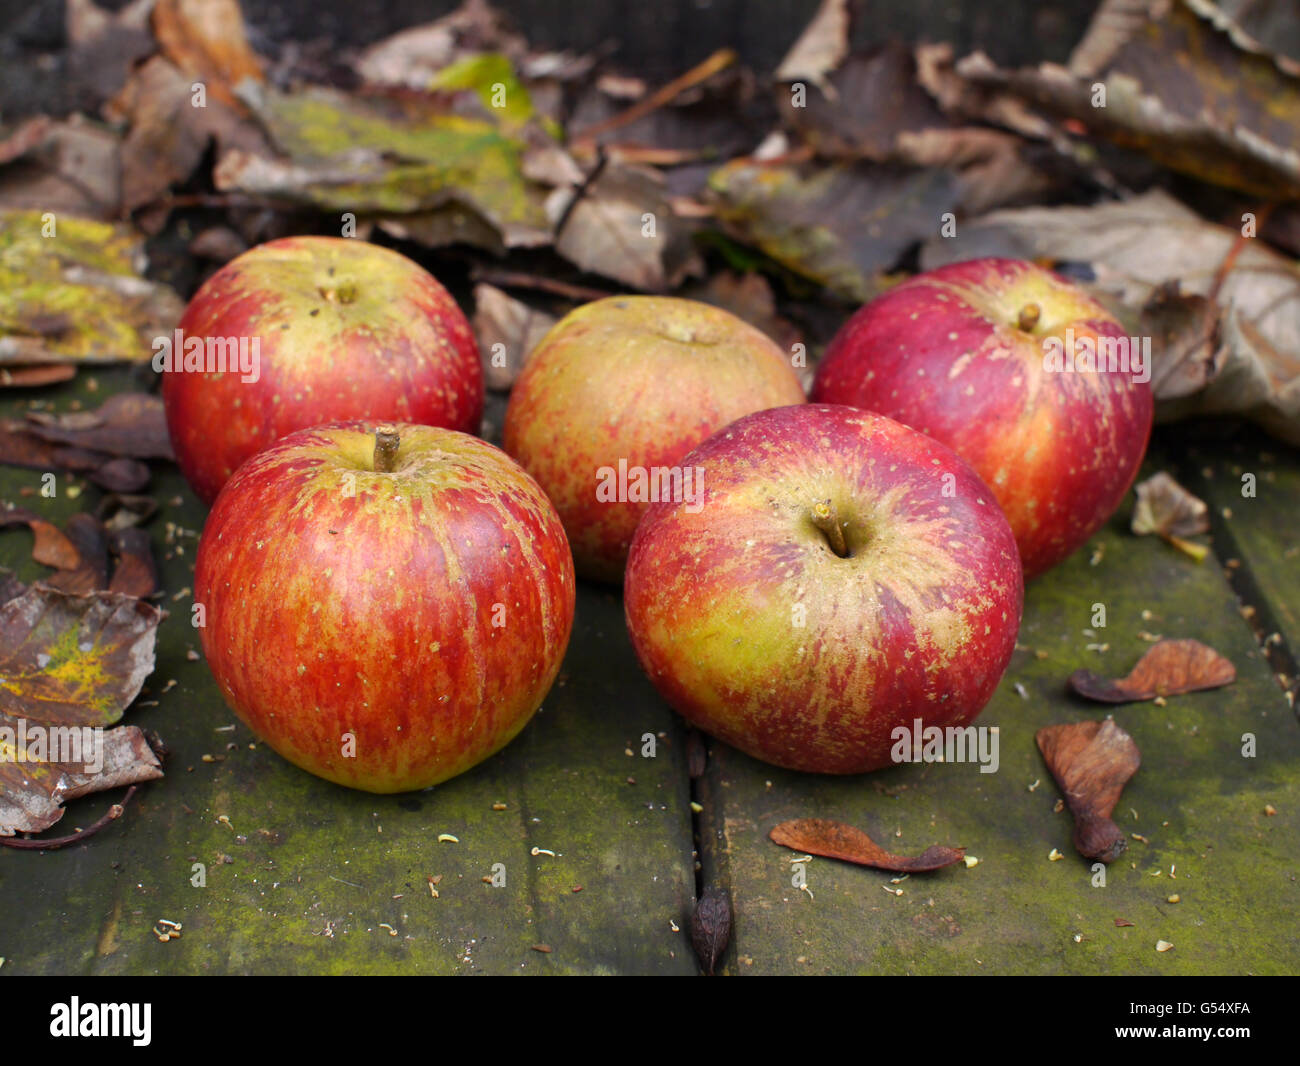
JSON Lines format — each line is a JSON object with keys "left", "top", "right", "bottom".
{"left": 549, "top": 162, "right": 701, "bottom": 291}
{"left": 96, "top": 494, "right": 159, "bottom": 533}
{"left": 684, "top": 271, "right": 804, "bottom": 358}
{"left": 471, "top": 283, "right": 558, "bottom": 390}
{"left": 774, "top": 0, "right": 851, "bottom": 95}
{"left": 0, "top": 506, "right": 81, "bottom": 571}
{"left": 0, "top": 586, "right": 164, "bottom": 836}
{"left": 107, "top": 528, "right": 158, "bottom": 599}
{"left": 1115, "top": 917, "right": 1135, "bottom": 927}
{"left": 25, "top": 393, "right": 174, "bottom": 461}
{"left": 151, "top": 0, "right": 265, "bottom": 110}
{"left": 0, "top": 211, "right": 182, "bottom": 365}
{"left": 690, "top": 886, "right": 731, "bottom": 976}
{"left": 64, "top": 0, "right": 157, "bottom": 106}
{"left": 1069, "top": 639, "right": 1236, "bottom": 703}
{"left": 219, "top": 81, "right": 552, "bottom": 251}
{"left": 769, "top": 818, "right": 965, "bottom": 871}
{"left": 1036, "top": 719, "right": 1141, "bottom": 863}
{"left": 41, "top": 514, "right": 109, "bottom": 595}
{"left": 710, "top": 160, "right": 958, "bottom": 303}
{"left": 0, "top": 364, "right": 78, "bottom": 389}
{"left": 1131, "top": 472, "right": 1210, "bottom": 560}
{"left": 0, "top": 118, "right": 123, "bottom": 220}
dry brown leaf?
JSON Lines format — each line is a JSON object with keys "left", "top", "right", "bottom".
{"left": 0, "top": 586, "right": 164, "bottom": 836}
{"left": 690, "top": 886, "right": 731, "bottom": 976}
{"left": 25, "top": 393, "right": 174, "bottom": 461}
{"left": 774, "top": 0, "right": 851, "bottom": 95}
{"left": 770, "top": 818, "right": 965, "bottom": 871}
{"left": 1131, "top": 472, "right": 1211, "bottom": 560}
{"left": 1070, "top": 639, "right": 1236, "bottom": 703}
{"left": 151, "top": 0, "right": 265, "bottom": 110}
{"left": 1036, "top": 719, "right": 1141, "bottom": 863}
{"left": 472, "top": 284, "right": 558, "bottom": 391}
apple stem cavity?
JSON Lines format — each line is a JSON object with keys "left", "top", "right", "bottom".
{"left": 1017, "top": 302, "right": 1041, "bottom": 333}
{"left": 811, "top": 499, "right": 850, "bottom": 558}
{"left": 373, "top": 426, "right": 401, "bottom": 473}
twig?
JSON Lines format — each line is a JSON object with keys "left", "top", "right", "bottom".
{"left": 553, "top": 144, "right": 608, "bottom": 240}
{"left": 570, "top": 48, "right": 737, "bottom": 146}
{"left": 0, "top": 785, "right": 140, "bottom": 851}
{"left": 471, "top": 267, "right": 615, "bottom": 303}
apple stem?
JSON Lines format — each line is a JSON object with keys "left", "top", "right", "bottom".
{"left": 1017, "top": 302, "right": 1041, "bottom": 332}
{"left": 373, "top": 426, "right": 400, "bottom": 473}
{"left": 811, "top": 499, "right": 850, "bottom": 558}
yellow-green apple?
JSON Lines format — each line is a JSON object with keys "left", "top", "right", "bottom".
{"left": 194, "top": 421, "right": 574, "bottom": 792}
{"left": 161, "top": 236, "right": 483, "bottom": 504}
{"left": 502, "top": 296, "right": 806, "bottom": 583}
{"left": 623, "top": 403, "right": 1022, "bottom": 774}
{"left": 811, "top": 258, "right": 1153, "bottom": 577}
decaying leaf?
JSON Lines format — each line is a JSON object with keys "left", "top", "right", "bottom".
{"left": 690, "top": 885, "right": 731, "bottom": 976}
{"left": 151, "top": 0, "right": 265, "bottom": 110}
{"left": 1069, "top": 639, "right": 1236, "bottom": 703}
{"left": 770, "top": 818, "right": 965, "bottom": 871}
{"left": 1131, "top": 472, "right": 1211, "bottom": 560}
{"left": 0, "top": 420, "right": 152, "bottom": 492}
{"left": 920, "top": 0, "right": 1300, "bottom": 199}
{"left": 24, "top": 393, "right": 174, "bottom": 461}
{"left": 709, "top": 160, "right": 958, "bottom": 303}
{"left": 472, "top": 283, "right": 558, "bottom": 390}
{"left": 0, "top": 365, "right": 77, "bottom": 389}
{"left": 0, "top": 586, "right": 164, "bottom": 836}
{"left": 921, "top": 191, "right": 1300, "bottom": 444}
{"left": 1036, "top": 719, "right": 1141, "bottom": 863}
{"left": 0, "top": 212, "right": 182, "bottom": 364}
{"left": 549, "top": 162, "right": 701, "bottom": 291}
{"left": 107, "top": 528, "right": 158, "bottom": 599}
{"left": 0, "top": 118, "right": 123, "bottom": 220}
{"left": 217, "top": 81, "right": 552, "bottom": 251}
{"left": 773, "top": 0, "right": 851, "bottom": 95}
{"left": 38, "top": 513, "right": 109, "bottom": 595}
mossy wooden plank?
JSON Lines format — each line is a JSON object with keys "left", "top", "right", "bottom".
{"left": 0, "top": 369, "right": 697, "bottom": 975}
{"left": 1175, "top": 427, "right": 1300, "bottom": 666}
{"left": 699, "top": 447, "right": 1300, "bottom": 975}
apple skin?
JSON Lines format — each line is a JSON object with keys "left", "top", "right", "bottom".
{"left": 624, "top": 403, "right": 1023, "bottom": 775}
{"left": 503, "top": 296, "right": 806, "bottom": 583}
{"left": 811, "top": 258, "right": 1153, "bottom": 578}
{"left": 194, "top": 421, "right": 574, "bottom": 793}
{"left": 163, "top": 236, "right": 483, "bottom": 505}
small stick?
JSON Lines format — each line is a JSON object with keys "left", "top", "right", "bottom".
{"left": 0, "top": 785, "right": 139, "bottom": 850}
{"left": 569, "top": 48, "right": 737, "bottom": 146}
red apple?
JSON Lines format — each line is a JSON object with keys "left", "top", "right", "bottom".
{"left": 503, "top": 296, "right": 806, "bottom": 583}
{"left": 194, "top": 420, "right": 574, "bottom": 792}
{"left": 811, "top": 258, "right": 1153, "bottom": 577}
{"left": 624, "top": 403, "right": 1022, "bottom": 774}
{"left": 162, "top": 236, "right": 483, "bottom": 504}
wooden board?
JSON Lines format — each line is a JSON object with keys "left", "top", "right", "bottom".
{"left": 698, "top": 445, "right": 1300, "bottom": 975}
{"left": 0, "top": 370, "right": 697, "bottom": 975}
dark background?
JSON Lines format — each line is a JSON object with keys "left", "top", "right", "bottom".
{"left": 1, "top": 0, "right": 1102, "bottom": 118}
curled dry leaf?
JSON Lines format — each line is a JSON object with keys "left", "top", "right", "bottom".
{"left": 1069, "top": 639, "right": 1236, "bottom": 703}
{"left": 690, "top": 886, "right": 731, "bottom": 976}
{"left": 1036, "top": 719, "right": 1141, "bottom": 864}
{"left": 0, "top": 586, "right": 164, "bottom": 836}
{"left": 150, "top": 0, "right": 265, "bottom": 111}
{"left": 471, "top": 283, "right": 557, "bottom": 391}
{"left": 25, "top": 393, "right": 174, "bottom": 461}
{"left": 1131, "top": 472, "right": 1210, "bottom": 561}
{"left": 0, "top": 212, "right": 182, "bottom": 365}
{"left": 770, "top": 818, "right": 965, "bottom": 872}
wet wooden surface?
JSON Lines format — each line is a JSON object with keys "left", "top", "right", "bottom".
{"left": 2, "top": 373, "right": 1297, "bottom": 975}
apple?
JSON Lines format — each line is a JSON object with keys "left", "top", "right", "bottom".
{"left": 194, "top": 420, "right": 574, "bottom": 792}
{"left": 623, "top": 403, "right": 1022, "bottom": 774}
{"left": 811, "top": 258, "right": 1153, "bottom": 577}
{"left": 162, "top": 236, "right": 483, "bottom": 505}
{"left": 502, "top": 295, "right": 806, "bottom": 583}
